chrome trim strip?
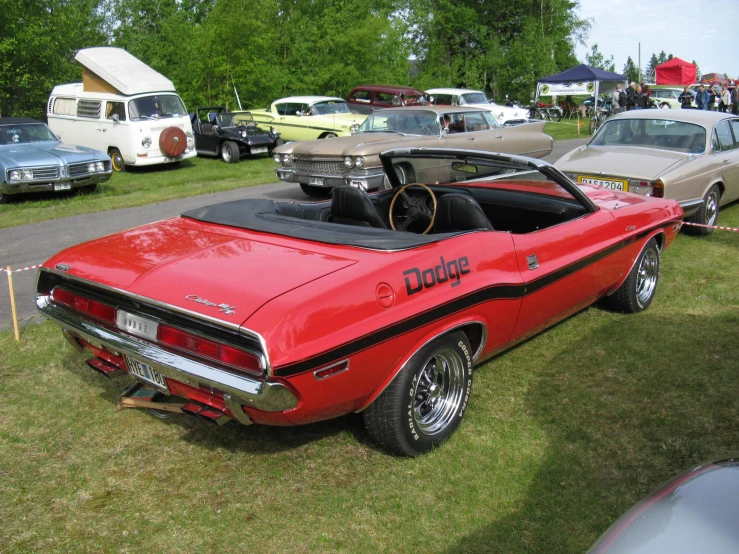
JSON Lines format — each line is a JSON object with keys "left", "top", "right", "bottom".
{"left": 679, "top": 198, "right": 704, "bottom": 209}
{"left": 223, "top": 394, "right": 254, "bottom": 425}
{"left": 313, "top": 358, "right": 350, "bottom": 381}
{"left": 38, "top": 268, "right": 273, "bottom": 374}
{"left": 37, "top": 294, "right": 297, "bottom": 412}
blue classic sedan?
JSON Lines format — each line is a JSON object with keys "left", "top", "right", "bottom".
{"left": 0, "top": 117, "right": 112, "bottom": 203}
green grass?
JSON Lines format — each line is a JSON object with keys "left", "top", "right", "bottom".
{"left": 1, "top": 203, "right": 738, "bottom": 553}
{"left": 544, "top": 120, "right": 590, "bottom": 140}
{"left": 0, "top": 156, "right": 277, "bottom": 229}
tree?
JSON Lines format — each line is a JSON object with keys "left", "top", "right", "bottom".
{"left": 623, "top": 57, "right": 639, "bottom": 83}
{"left": 693, "top": 60, "right": 702, "bottom": 81}
{"left": 0, "top": 0, "right": 106, "bottom": 118}
{"left": 585, "top": 43, "right": 615, "bottom": 72}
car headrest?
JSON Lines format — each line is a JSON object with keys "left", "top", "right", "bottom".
{"left": 331, "top": 186, "right": 387, "bottom": 229}
{"left": 435, "top": 193, "right": 494, "bottom": 233}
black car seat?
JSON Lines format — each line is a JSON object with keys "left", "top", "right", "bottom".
{"left": 331, "top": 186, "right": 387, "bottom": 228}
{"left": 434, "top": 193, "right": 494, "bottom": 233}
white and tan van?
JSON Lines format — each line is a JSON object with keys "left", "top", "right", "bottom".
{"left": 47, "top": 47, "right": 196, "bottom": 171}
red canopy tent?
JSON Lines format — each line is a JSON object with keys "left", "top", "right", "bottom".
{"left": 655, "top": 57, "right": 697, "bottom": 85}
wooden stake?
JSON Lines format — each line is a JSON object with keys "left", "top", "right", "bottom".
{"left": 6, "top": 266, "right": 20, "bottom": 342}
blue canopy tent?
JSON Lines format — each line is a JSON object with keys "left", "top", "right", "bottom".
{"left": 536, "top": 64, "right": 627, "bottom": 105}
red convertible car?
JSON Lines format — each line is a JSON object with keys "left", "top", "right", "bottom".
{"left": 36, "top": 148, "right": 682, "bottom": 456}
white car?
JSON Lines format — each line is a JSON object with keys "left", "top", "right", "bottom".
{"left": 425, "top": 88, "right": 529, "bottom": 126}
{"left": 649, "top": 86, "right": 685, "bottom": 109}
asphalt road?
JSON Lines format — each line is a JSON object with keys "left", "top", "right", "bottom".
{"left": 0, "top": 137, "right": 589, "bottom": 331}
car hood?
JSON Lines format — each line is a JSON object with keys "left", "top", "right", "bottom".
{"left": 556, "top": 145, "right": 690, "bottom": 180}
{"left": 285, "top": 132, "right": 435, "bottom": 156}
{"left": 0, "top": 141, "right": 104, "bottom": 166}
{"left": 45, "top": 219, "right": 357, "bottom": 327}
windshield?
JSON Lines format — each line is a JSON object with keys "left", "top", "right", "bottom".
{"left": 310, "top": 101, "right": 351, "bottom": 115}
{"left": 357, "top": 110, "right": 440, "bottom": 135}
{"left": 0, "top": 123, "right": 57, "bottom": 145}
{"left": 129, "top": 94, "right": 187, "bottom": 121}
{"left": 591, "top": 119, "right": 707, "bottom": 154}
{"left": 459, "top": 93, "right": 489, "bottom": 104}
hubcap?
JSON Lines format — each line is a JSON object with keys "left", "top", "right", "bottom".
{"left": 705, "top": 191, "right": 718, "bottom": 226}
{"left": 411, "top": 348, "right": 465, "bottom": 434}
{"left": 223, "top": 147, "right": 231, "bottom": 162}
{"left": 636, "top": 248, "right": 659, "bottom": 305}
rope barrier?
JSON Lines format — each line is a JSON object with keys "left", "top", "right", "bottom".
{"left": 681, "top": 221, "right": 739, "bottom": 232}
{"left": 4, "top": 263, "right": 42, "bottom": 342}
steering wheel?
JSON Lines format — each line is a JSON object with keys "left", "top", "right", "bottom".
{"left": 389, "top": 183, "right": 437, "bottom": 234}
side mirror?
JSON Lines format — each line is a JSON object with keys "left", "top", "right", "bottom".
{"left": 111, "top": 114, "right": 120, "bottom": 123}
{"left": 441, "top": 128, "right": 449, "bottom": 137}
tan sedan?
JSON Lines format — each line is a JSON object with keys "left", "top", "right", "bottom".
{"left": 273, "top": 106, "right": 553, "bottom": 196}
{"left": 556, "top": 110, "right": 739, "bottom": 235}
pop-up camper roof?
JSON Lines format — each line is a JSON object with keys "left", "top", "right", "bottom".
{"left": 75, "top": 47, "right": 176, "bottom": 96}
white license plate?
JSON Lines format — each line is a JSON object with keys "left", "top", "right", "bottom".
{"left": 578, "top": 176, "right": 628, "bottom": 192}
{"left": 54, "top": 183, "right": 71, "bottom": 191}
{"left": 124, "top": 355, "right": 169, "bottom": 391}
{"left": 251, "top": 147, "right": 268, "bottom": 154}
{"left": 308, "top": 177, "right": 325, "bottom": 186}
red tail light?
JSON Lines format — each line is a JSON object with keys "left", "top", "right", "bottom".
{"left": 157, "top": 325, "right": 263, "bottom": 375}
{"left": 51, "top": 287, "right": 117, "bottom": 325}
{"left": 652, "top": 179, "right": 664, "bottom": 198}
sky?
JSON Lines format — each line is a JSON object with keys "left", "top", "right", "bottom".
{"left": 574, "top": 0, "right": 739, "bottom": 80}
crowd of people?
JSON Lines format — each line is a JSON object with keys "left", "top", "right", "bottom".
{"left": 611, "top": 81, "right": 739, "bottom": 114}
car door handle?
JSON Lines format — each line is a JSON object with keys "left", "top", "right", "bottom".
{"left": 466, "top": 137, "right": 475, "bottom": 141}
{"left": 495, "top": 135, "right": 504, "bottom": 139}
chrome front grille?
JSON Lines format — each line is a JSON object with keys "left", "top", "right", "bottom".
{"left": 68, "top": 162, "right": 94, "bottom": 178}
{"left": 294, "top": 159, "right": 347, "bottom": 175}
{"left": 30, "top": 166, "right": 60, "bottom": 180}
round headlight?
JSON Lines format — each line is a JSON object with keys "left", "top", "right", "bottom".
{"left": 9, "top": 170, "right": 20, "bottom": 181}
{"left": 186, "top": 132, "right": 194, "bottom": 146}
{"left": 23, "top": 170, "right": 33, "bottom": 180}
{"left": 142, "top": 137, "right": 152, "bottom": 148}
{"left": 273, "top": 153, "right": 282, "bottom": 164}
{"left": 354, "top": 156, "right": 364, "bottom": 168}
{"left": 241, "top": 131, "right": 247, "bottom": 138}
{"left": 349, "top": 124, "right": 359, "bottom": 133}
{"left": 87, "top": 163, "right": 96, "bottom": 173}
{"left": 96, "top": 161, "right": 105, "bottom": 172}
{"left": 344, "top": 156, "right": 353, "bottom": 168}
{"left": 282, "top": 154, "right": 292, "bottom": 164}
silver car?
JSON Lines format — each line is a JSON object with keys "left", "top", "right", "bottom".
{"left": 556, "top": 110, "right": 739, "bottom": 235}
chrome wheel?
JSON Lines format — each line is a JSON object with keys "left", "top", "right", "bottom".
{"left": 704, "top": 188, "right": 719, "bottom": 226}
{"left": 411, "top": 348, "right": 465, "bottom": 434}
{"left": 636, "top": 248, "right": 659, "bottom": 306}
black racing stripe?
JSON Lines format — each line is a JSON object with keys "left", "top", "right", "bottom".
{"left": 274, "top": 220, "right": 677, "bottom": 377}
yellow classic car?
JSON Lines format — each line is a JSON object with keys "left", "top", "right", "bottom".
{"left": 236, "top": 96, "right": 367, "bottom": 142}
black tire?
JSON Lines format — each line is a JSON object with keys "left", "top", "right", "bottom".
{"left": 684, "top": 184, "right": 720, "bottom": 236}
{"left": 300, "top": 183, "right": 329, "bottom": 197}
{"left": 110, "top": 148, "right": 125, "bottom": 172}
{"left": 605, "top": 238, "right": 660, "bottom": 313}
{"left": 321, "top": 132, "right": 338, "bottom": 139}
{"left": 660, "top": 102, "right": 671, "bottom": 109}
{"left": 550, "top": 109, "right": 562, "bottom": 122}
{"left": 221, "top": 141, "right": 240, "bottom": 163}
{"left": 363, "top": 331, "right": 473, "bottom": 456}
{"left": 530, "top": 109, "right": 543, "bottom": 120}
{"left": 588, "top": 116, "right": 601, "bottom": 135}
{"left": 78, "top": 184, "right": 98, "bottom": 195}
{"left": 0, "top": 193, "right": 8, "bottom": 204}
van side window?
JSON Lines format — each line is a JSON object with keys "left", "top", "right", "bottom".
{"left": 77, "top": 100, "right": 102, "bottom": 118}
{"left": 52, "top": 98, "right": 76, "bottom": 116}
{"left": 106, "top": 102, "right": 126, "bottom": 121}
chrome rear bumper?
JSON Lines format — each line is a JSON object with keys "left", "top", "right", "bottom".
{"left": 36, "top": 295, "right": 298, "bottom": 414}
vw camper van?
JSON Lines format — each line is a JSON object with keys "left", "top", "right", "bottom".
{"left": 47, "top": 47, "right": 196, "bottom": 171}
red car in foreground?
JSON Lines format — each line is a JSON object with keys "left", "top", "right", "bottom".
{"left": 36, "top": 148, "right": 683, "bottom": 456}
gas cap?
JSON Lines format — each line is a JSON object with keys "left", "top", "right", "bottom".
{"left": 376, "top": 282, "right": 395, "bottom": 308}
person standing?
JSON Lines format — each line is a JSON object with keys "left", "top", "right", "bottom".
{"left": 732, "top": 84, "right": 739, "bottom": 115}
{"left": 707, "top": 87, "right": 716, "bottom": 111}
{"left": 678, "top": 86, "right": 694, "bottom": 108}
{"left": 695, "top": 85, "right": 709, "bottom": 110}
{"left": 625, "top": 82, "right": 638, "bottom": 110}
{"left": 611, "top": 83, "right": 626, "bottom": 113}
{"left": 719, "top": 84, "right": 731, "bottom": 113}
{"left": 632, "top": 85, "right": 646, "bottom": 110}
